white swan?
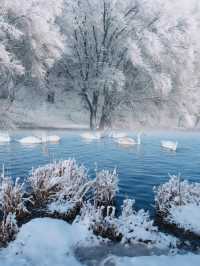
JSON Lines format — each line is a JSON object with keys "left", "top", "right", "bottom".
{"left": 18, "top": 136, "right": 43, "bottom": 144}
{"left": 161, "top": 141, "right": 178, "bottom": 151}
{"left": 81, "top": 131, "right": 104, "bottom": 140}
{"left": 109, "top": 131, "right": 127, "bottom": 139}
{"left": 46, "top": 135, "right": 61, "bottom": 143}
{"left": 116, "top": 133, "right": 142, "bottom": 146}
{"left": 41, "top": 135, "right": 61, "bottom": 143}
{"left": 0, "top": 133, "right": 11, "bottom": 143}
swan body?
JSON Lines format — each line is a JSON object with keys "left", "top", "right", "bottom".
{"left": 41, "top": 135, "right": 61, "bottom": 143}
{"left": 161, "top": 141, "right": 178, "bottom": 151}
{"left": 116, "top": 133, "right": 142, "bottom": 146}
{"left": 0, "top": 133, "right": 11, "bottom": 143}
{"left": 18, "top": 136, "right": 42, "bottom": 144}
{"left": 109, "top": 131, "right": 127, "bottom": 139}
{"left": 117, "top": 137, "right": 137, "bottom": 146}
{"left": 81, "top": 131, "right": 103, "bottom": 140}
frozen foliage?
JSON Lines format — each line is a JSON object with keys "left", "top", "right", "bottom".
{"left": 0, "top": 213, "right": 18, "bottom": 246}
{"left": 0, "top": 0, "right": 64, "bottom": 79}
{"left": 94, "top": 169, "right": 118, "bottom": 207}
{"left": 154, "top": 175, "right": 200, "bottom": 235}
{"left": 78, "top": 199, "right": 177, "bottom": 249}
{"left": 29, "top": 159, "right": 118, "bottom": 214}
{"left": 29, "top": 159, "right": 90, "bottom": 205}
{"left": 117, "top": 200, "right": 176, "bottom": 248}
{"left": 154, "top": 175, "right": 200, "bottom": 212}
{"left": 0, "top": 176, "right": 30, "bottom": 218}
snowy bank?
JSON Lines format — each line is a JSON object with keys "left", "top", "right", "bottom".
{"left": 154, "top": 175, "right": 200, "bottom": 239}
{"left": 0, "top": 218, "right": 199, "bottom": 266}
{"left": 104, "top": 254, "right": 200, "bottom": 266}
{"left": 0, "top": 218, "right": 95, "bottom": 266}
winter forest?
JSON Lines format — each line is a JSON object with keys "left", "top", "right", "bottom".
{"left": 1, "top": 0, "right": 200, "bottom": 266}
{"left": 1, "top": 0, "right": 200, "bottom": 129}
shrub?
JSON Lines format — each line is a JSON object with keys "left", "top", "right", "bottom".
{"left": 0, "top": 176, "right": 30, "bottom": 218}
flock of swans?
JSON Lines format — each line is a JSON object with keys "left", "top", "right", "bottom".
{"left": 0, "top": 133, "right": 61, "bottom": 145}
{"left": 81, "top": 131, "right": 178, "bottom": 151}
{"left": 0, "top": 131, "right": 178, "bottom": 151}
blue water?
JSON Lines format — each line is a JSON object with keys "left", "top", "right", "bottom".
{"left": 0, "top": 130, "right": 200, "bottom": 213}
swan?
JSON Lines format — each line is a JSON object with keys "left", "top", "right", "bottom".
{"left": 40, "top": 135, "right": 61, "bottom": 143}
{"left": 116, "top": 133, "right": 142, "bottom": 146}
{"left": 109, "top": 131, "right": 127, "bottom": 139}
{"left": 18, "top": 136, "right": 43, "bottom": 144}
{"left": 46, "top": 135, "right": 61, "bottom": 143}
{"left": 81, "top": 131, "right": 104, "bottom": 140}
{"left": 0, "top": 133, "right": 11, "bottom": 143}
{"left": 161, "top": 140, "right": 178, "bottom": 151}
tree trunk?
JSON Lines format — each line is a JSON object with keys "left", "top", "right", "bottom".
{"left": 90, "top": 110, "right": 95, "bottom": 130}
{"left": 99, "top": 105, "right": 112, "bottom": 130}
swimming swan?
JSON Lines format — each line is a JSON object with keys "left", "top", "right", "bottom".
{"left": 116, "top": 133, "right": 142, "bottom": 146}
{"left": 18, "top": 136, "right": 43, "bottom": 144}
{"left": 161, "top": 141, "right": 178, "bottom": 151}
{"left": 81, "top": 131, "right": 104, "bottom": 140}
{"left": 0, "top": 133, "right": 11, "bottom": 143}
{"left": 109, "top": 131, "right": 127, "bottom": 139}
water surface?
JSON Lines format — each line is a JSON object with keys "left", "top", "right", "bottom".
{"left": 0, "top": 130, "right": 200, "bottom": 213}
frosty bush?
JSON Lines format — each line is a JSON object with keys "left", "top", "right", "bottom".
{"left": 78, "top": 199, "right": 177, "bottom": 248}
{"left": 154, "top": 175, "right": 200, "bottom": 213}
{"left": 29, "top": 159, "right": 91, "bottom": 205}
{"left": 154, "top": 175, "right": 200, "bottom": 237}
{"left": 94, "top": 169, "right": 118, "bottom": 207}
{"left": 0, "top": 176, "right": 30, "bottom": 219}
{"left": 0, "top": 213, "right": 18, "bottom": 246}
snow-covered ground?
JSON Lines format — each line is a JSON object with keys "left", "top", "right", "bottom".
{"left": 169, "top": 204, "right": 200, "bottom": 235}
{"left": 0, "top": 218, "right": 199, "bottom": 266}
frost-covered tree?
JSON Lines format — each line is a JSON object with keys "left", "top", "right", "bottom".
{"left": 62, "top": 0, "right": 141, "bottom": 129}
{"left": 0, "top": 0, "right": 65, "bottom": 128}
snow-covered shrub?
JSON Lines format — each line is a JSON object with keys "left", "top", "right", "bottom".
{"left": 154, "top": 175, "right": 200, "bottom": 213}
{"left": 0, "top": 176, "right": 30, "bottom": 218}
{"left": 29, "top": 159, "right": 91, "bottom": 206}
{"left": 94, "top": 169, "right": 118, "bottom": 207}
{"left": 77, "top": 199, "right": 177, "bottom": 248}
{"left": 116, "top": 199, "right": 176, "bottom": 248}
{"left": 0, "top": 213, "right": 18, "bottom": 246}
{"left": 154, "top": 175, "right": 200, "bottom": 236}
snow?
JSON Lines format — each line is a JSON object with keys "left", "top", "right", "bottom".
{"left": 154, "top": 175, "right": 200, "bottom": 235}
{"left": 169, "top": 204, "right": 200, "bottom": 235}
{"left": 0, "top": 218, "right": 200, "bottom": 266}
{"left": 106, "top": 254, "right": 200, "bottom": 266}
{"left": 47, "top": 200, "right": 75, "bottom": 214}
{"left": 0, "top": 218, "right": 96, "bottom": 266}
